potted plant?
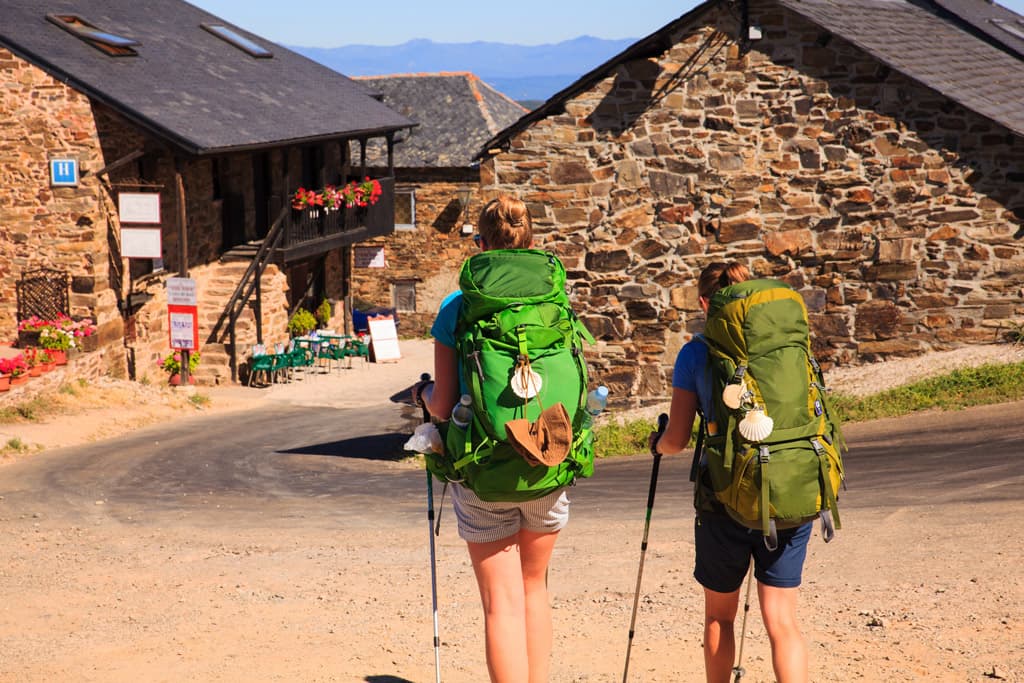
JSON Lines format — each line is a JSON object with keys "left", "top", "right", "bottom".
{"left": 1, "top": 355, "right": 29, "bottom": 386}
{"left": 66, "top": 316, "right": 98, "bottom": 352}
{"left": 38, "top": 325, "right": 74, "bottom": 365}
{"left": 25, "top": 348, "right": 44, "bottom": 376}
{"left": 37, "top": 350, "right": 55, "bottom": 373}
{"left": 161, "top": 350, "right": 200, "bottom": 385}
{"left": 291, "top": 187, "right": 323, "bottom": 211}
{"left": 287, "top": 308, "right": 317, "bottom": 338}
{"left": 315, "top": 299, "right": 333, "bottom": 330}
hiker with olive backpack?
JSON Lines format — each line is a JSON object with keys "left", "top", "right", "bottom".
{"left": 648, "top": 261, "right": 846, "bottom": 683}
{"left": 415, "top": 195, "right": 598, "bottom": 682}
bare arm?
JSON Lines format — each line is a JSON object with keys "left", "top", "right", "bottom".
{"left": 424, "top": 340, "right": 459, "bottom": 421}
{"left": 651, "top": 387, "right": 699, "bottom": 455}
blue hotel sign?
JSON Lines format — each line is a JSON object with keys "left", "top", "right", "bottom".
{"left": 50, "top": 158, "right": 79, "bottom": 187}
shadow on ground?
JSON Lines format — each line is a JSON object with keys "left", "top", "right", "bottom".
{"left": 365, "top": 676, "right": 415, "bottom": 683}
{"left": 278, "top": 433, "right": 410, "bottom": 461}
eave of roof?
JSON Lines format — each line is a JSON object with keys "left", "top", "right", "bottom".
{"left": 473, "top": 2, "right": 716, "bottom": 160}
{"left": 0, "top": 0, "right": 415, "bottom": 156}
{"left": 476, "top": 0, "right": 1024, "bottom": 158}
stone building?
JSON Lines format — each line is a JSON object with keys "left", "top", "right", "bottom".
{"left": 476, "top": 0, "right": 1024, "bottom": 405}
{"left": 0, "top": 0, "right": 413, "bottom": 385}
{"left": 350, "top": 73, "right": 528, "bottom": 336}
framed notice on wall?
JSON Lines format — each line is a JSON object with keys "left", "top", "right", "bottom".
{"left": 354, "top": 246, "right": 387, "bottom": 268}
{"left": 118, "top": 192, "right": 162, "bottom": 224}
{"left": 121, "top": 227, "right": 163, "bottom": 258}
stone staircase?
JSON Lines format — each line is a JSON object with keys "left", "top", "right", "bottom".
{"left": 184, "top": 245, "right": 290, "bottom": 386}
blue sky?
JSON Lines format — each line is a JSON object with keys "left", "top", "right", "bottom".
{"left": 186, "top": 0, "right": 1024, "bottom": 47}
{"left": 185, "top": 1, "right": 702, "bottom": 47}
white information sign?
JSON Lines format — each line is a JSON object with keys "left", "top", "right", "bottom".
{"left": 118, "top": 192, "right": 162, "bottom": 224}
{"left": 167, "top": 278, "right": 197, "bottom": 306}
{"left": 120, "top": 227, "right": 163, "bottom": 258}
{"left": 169, "top": 312, "right": 196, "bottom": 350}
{"left": 367, "top": 316, "right": 401, "bottom": 362}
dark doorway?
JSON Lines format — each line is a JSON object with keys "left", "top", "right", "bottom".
{"left": 253, "top": 152, "right": 271, "bottom": 239}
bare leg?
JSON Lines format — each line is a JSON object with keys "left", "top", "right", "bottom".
{"left": 703, "top": 587, "right": 740, "bottom": 683}
{"left": 467, "top": 536, "right": 528, "bottom": 682}
{"left": 518, "top": 529, "right": 559, "bottom": 683}
{"left": 758, "top": 583, "right": 808, "bottom": 683}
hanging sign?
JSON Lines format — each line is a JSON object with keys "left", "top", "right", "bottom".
{"left": 121, "top": 227, "right": 163, "bottom": 258}
{"left": 167, "top": 277, "right": 199, "bottom": 350}
{"left": 119, "top": 192, "right": 162, "bottom": 224}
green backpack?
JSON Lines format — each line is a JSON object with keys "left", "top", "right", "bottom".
{"left": 698, "top": 278, "right": 847, "bottom": 548}
{"left": 426, "top": 249, "right": 596, "bottom": 502}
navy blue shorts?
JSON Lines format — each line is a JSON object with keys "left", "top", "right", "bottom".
{"left": 694, "top": 513, "right": 812, "bottom": 593}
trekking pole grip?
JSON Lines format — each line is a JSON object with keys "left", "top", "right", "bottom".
{"left": 417, "top": 372, "right": 432, "bottom": 423}
{"left": 647, "top": 413, "right": 668, "bottom": 507}
{"left": 650, "top": 413, "right": 668, "bottom": 457}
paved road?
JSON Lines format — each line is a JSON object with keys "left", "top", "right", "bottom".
{"left": 1, "top": 400, "right": 1021, "bottom": 525}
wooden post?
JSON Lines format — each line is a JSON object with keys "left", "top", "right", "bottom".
{"left": 175, "top": 159, "right": 190, "bottom": 385}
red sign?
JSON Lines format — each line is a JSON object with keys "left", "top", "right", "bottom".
{"left": 168, "top": 304, "right": 199, "bottom": 350}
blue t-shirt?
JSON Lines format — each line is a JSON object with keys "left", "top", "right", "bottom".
{"left": 672, "top": 335, "right": 715, "bottom": 421}
{"left": 430, "top": 290, "right": 462, "bottom": 348}
{"left": 430, "top": 291, "right": 468, "bottom": 397}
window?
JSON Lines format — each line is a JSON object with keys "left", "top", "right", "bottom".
{"left": 47, "top": 14, "right": 139, "bottom": 56}
{"left": 394, "top": 189, "right": 416, "bottom": 230}
{"left": 991, "top": 19, "right": 1024, "bottom": 42}
{"left": 392, "top": 281, "right": 417, "bottom": 313}
{"left": 201, "top": 24, "right": 273, "bottom": 58}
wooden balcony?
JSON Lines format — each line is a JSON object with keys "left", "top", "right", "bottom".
{"left": 276, "top": 176, "right": 395, "bottom": 263}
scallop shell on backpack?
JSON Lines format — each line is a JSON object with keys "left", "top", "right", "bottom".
{"left": 738, "top": 409, "right": 774, "bottom": 442}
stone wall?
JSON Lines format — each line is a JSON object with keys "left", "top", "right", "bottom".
{"left": 2, "top": 47, "right": 350, "bottom": 385}
{"left": 0, "top": 346, "right": 116, "bottom": 407}
{"left": 350, "top": 176, "right": 479, "bottom": 337}
{"left": 0, "top": 48, "right": 124, "bottom": 374}
{"left": 480, "top": 3, "right": 1024, "bottom": 405}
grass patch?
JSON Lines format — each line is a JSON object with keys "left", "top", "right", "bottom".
{"left": 829, "top": 361, "right": 1024, "bottom": 423}
{"left": 592, "top": 361, "right": 1024, "bottom": 457}
{"left": 593, "top": 419, "right": 654, "bottom": 458}
{"left": 0, "top": 397, "right": 49, "bottom": 423}
{"left": 4, "top": 437, "right": 27, "bottom": 452}
{"left": 188, "top": 393, "right": 211, "bottom": 407}
{"left": 594, "top": 417, "right": 700, "bottom": 458}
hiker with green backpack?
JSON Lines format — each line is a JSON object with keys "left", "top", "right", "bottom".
{"left": 648, "top": 261, "right": 845, "bottom": 683}
{"left": 415, "top": 194, "right": 597, "bottom": 682}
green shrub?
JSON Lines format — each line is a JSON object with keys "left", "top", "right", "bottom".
{"left": 287, "top": 308, "right": 317, "bottom": 337}
{"left": 315, "top": 299, "right": 333, "bottom": 328}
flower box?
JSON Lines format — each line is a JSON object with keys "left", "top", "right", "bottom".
{"left": 17, "top": 329, "right": 41, "bottom": 348}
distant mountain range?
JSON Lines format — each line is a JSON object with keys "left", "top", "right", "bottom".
{"left": 290, "top": 36, "right": 636, "bottom": 102}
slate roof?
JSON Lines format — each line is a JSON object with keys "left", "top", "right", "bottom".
{"left": 355, "top": 73, "right": 527, "bottom": 168}
{"left": 0, "top": 0, "right": 414, "bottom": 155}
{"left": 775, "top": 0, "right": 1024, "bottom": 137}
{"left": 477, "top": 0, "right": 1024, "bottom": 157}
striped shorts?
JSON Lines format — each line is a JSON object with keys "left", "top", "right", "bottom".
{"left": 449, "top": 484, "right": 570, "bottom": 544}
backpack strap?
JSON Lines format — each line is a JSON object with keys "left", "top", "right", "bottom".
{"left": 758, "top": 445, "right": 777, "bottom": 549}
{"left": 689, "top": 410, "right": 706, "bottom": 483}
{"left": 811, "top": 438, "right": 842, "bottom": 536}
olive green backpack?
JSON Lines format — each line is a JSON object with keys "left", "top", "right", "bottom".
{"left": 426, "top": 249, "right": 596, "bottom": 501}
{"left": 697, "top": 278, "right": 847, "bottom": 548}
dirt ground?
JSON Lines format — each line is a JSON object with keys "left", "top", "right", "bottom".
{"left": 1, "top": 340, "right": 1022, "bottom": 682}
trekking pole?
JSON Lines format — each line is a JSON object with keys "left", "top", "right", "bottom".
{"left": 416, "top": 373, "right": 442, "bottom": 683}
{"left": 623, "top": 412, "right": 669, "bottom": 683}
{"left": 732, "top": 561, "right": 755, "bottom": 682}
